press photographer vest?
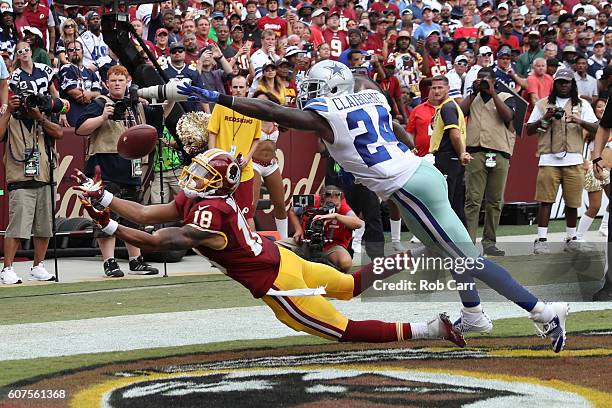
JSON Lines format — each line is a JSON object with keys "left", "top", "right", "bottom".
{"left": 534, "top": 98, "right": 585, "bottom": 156}
{"left": 85, "top": 96, "right": 145, "bottom": 159}
{"left": 466, "top": 92, "right": 516, "bottom": 156}
{"left": 2, "top": 117, "right": 53, "bottom": 184}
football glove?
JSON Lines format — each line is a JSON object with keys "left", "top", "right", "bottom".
{"left": 72, "top": 165, "right": 114, "bottom": 207}
{"left": 177, "top": 83, "right": 220, "bottom": 103}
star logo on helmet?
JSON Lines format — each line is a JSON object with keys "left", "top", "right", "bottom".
{"left": 325, "top": 64, "right": 347, "bottom": 80}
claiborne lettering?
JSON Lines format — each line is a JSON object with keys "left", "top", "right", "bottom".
{"left": 331, "top": 92, "right": 384, "bottom": 111}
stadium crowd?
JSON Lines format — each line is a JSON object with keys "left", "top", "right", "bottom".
{"left": 1, "top": 0, "right": 612, "bottom": 289}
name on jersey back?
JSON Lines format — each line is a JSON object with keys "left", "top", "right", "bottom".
{"left": 330, "top": 91, "right": 385, "bottom": 111}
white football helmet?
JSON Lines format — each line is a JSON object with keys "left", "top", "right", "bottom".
{"left": 297, "top": 60, "right": 355, "bottom": 109}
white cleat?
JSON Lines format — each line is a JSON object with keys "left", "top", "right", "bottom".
{"left": 453, "top": 308, "right": 493, "bottom": 334}
{"left": 392, "top": 241, "right": 406, "bottom": 252}
{"left": 531, "top": 302, "right": 569, "bottom": 353}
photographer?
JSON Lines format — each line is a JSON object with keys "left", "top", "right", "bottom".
{"left": 75, "top": 65, "right": 158, "bottom": 278}
{"left": 278, "top": 186, "right": 363, "bottom": 272}
{"left": 0, "top": 91, "right": 62, "bottom": 284}
{"left": 460, "top": 67, "right": 516, "bottom": 256}
{"left": 527, "top": 68, "right": 599, "bottom": 254}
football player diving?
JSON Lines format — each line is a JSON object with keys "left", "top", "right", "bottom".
{"left": 176, "top": 60, "right": 570, "bottom": 352}
{"left": 74, "top": 151, "right": 466, "bottom": 346}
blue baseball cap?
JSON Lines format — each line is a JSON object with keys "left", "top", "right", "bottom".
{"left": 211, "top": 11, "right": 225, "bottom": 19}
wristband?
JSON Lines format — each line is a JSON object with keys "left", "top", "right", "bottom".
{"left": 592, "top": 157, "right": 603, "bottom": 165}
{"left": 101, "top": 219, "right": 118, "bottom": 235}
{"left": 99, "top": 190, "right": 114, "bottom": 207}
{"left": 540, "top": 118, "right": 551, "bottom": 126}
{"left": 217, "top": 93, "right": 235, "bottom": 108}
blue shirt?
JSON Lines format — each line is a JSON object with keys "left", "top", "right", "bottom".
{"left": 163, "top": 63, "right": 204, "bottom": 112}
{"left": 59, "top": 63, "right": 101, "bottom": 126}
{"left": 413, "top": 22, "right": 442, "bottom": 42}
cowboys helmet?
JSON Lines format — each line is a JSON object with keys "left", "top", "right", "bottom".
{"left": 178, "top": 149, "right": 241, "bottom": 198}
{"left": 297, "top": 60, "right": 355, "bottom": 109}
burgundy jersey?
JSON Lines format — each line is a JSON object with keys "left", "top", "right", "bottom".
{"left": 174, "top": 192, "right": 280, "bottom": 298}
{"left": 323, "top": 29, "right": 348, "bottom": 60}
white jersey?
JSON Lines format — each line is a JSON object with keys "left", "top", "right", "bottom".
{"left": 304, "top": 90, "right": 421, "bottom": 199}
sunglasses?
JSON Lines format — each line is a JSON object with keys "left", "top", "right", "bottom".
{"left": 324, "top": 191, "right": 342, "bottom": 197}
{"left": 481, "top": 52, "right": 492, "bottom": 57}
{"left": 171, "top": 48, "right": 185, "bottom": 53}
{"left": 64, "top": 25, "right": 75, "bottom": 28}
{"left": 157, "top": 32, "right": 168, "bottom": 36}
{"left": 456, "top": 61, "right": 468, "bottom": 66}
{"left": 16, "top": 48, "right": 31, "bottom": 55}
{"left": 67, "top": 47, "right": 82, "bottom": 52}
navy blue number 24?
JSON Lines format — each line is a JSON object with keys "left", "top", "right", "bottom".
{"left": 346, "top": 106, "right": 408, "bottom": 167}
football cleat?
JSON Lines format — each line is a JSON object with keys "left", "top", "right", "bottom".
{"left": 531, "top": 302, "right": 569, "bottom": 353}
{"left": 454, "top": 308, "right": 493, "bottom": 334}
{"left": 430, "top": 313, "right": 467, "bottom": 348}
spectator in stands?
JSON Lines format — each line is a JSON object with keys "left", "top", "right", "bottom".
{"left": 390, "top": 30, "right": 422, "bottom": 105}
{"left": 379, "top": 57, "right": 407, "bottom": 123}
{"left": 207, "top": 75, "right": 261, "bottom": 228}
{"left": 198, "top": 43, "right": 233, "bottom": 111}
{"left": 182, "top": 32, "right": 200, "bottom": 66}
{"left": 59, "top": 40, "right": 101, "bottom": 127}
{"left": 22, "top": 0, "right": 54, "bottom": 55}
{"left": 510, "top": 12, "right": 525, "bottom": 45}
{"left": 493, "top": 46, "right": 527, "bottom": 93}
{"left": 406, "top": 91, "right": 436, "bottom": 157}
{"left": 251, "top": 29, "right": 279, "bottom": 81}
{"left": 588, "top": 41, "right": 607, "bottom": 80}
{"left": 543, "top": 42, "right": 558, "bottom": 60}
{"left": 165, "top": 41, "right": 207, "bottom": 112}
{"left": 412, "top": 5, "right": 441, "bottom": 44}
{"left": 217, "top": 24, "right": 236, "bottom": 59}
{"left": 309, "top": 8, "right": 326, "bottom": 48}
{"left": 574, "top": 53, "right": 598, "bottom": 104}
{"left": 516, "top": 31, "right": 544, "bottom": 77}
{"left": 81, "top": 11, "right": 110, "bottom": 73}
{"left": 547, "top": 57, "right": 561, "bottom": 77}
{"left": 182, "top": 19, "right": 196, "bottom": 36}
{"left": 461, "top": 67, "right": 516, "bottom": 256}
{"left": 490, "top": 20, "right": 520, "bottom": 52}
{"left": 527, "top": 58, "right": 554, "bottom": 106}
{"left": 463, "top": 45, "right": 492, "bottom": 97}
{"left": 22, "top": 26, "right": 50, "bottom": 67}
{"left": 255, "top": 60, "right": 287, "bottom": 105}
{"left": 75, "top": 65, "right": 159, "bottom": 277}
{"left": 258, "top": 0, "right": 289, "bottom": 38}
{"left": 338, "top": 28, "right": 363, "bottom": 66}
{"left": 446, "top": 54, "right": 468, "bottom": 101}
{"left": 454, "top": 9, "right": 477, "bottom": 42}
{"left": 56, "top": 18, "right": 80, "bottom": 66}
{"left": 153, "top": 28, "right": 170, "bottom": 62}
{"left": 323, "top": 12, "right": 348, "bottom": 60}
{"left": 0, "top": 9, "right": 18, "bottom": 59}
{"left": 527, "top": 68, "right": 599, "bottom": 254}
{"left": 420, "top": 35, "right": 447, "bottom": 100}
{"left": 195, "top": 16, "right": 214, "bottom": 49}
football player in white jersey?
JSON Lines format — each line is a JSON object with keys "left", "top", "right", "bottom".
{"left": 178, "top": 60, "right": 569, "bottom": 353}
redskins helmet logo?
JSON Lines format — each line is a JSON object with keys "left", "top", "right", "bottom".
{"left": 226, "top": 162, "right": 240, "bottom": 185}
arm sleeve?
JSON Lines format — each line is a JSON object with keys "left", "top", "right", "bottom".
{"left": 59, "top": 66, "right": 78, "bottom": 91}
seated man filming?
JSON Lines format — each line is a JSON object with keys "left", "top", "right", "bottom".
{"left": 278, "top": 185, "right": 363, "bottom": 272}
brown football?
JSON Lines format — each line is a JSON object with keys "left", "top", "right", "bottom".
{"left": 117, "top": 124, "right": 158, "bottom": 160}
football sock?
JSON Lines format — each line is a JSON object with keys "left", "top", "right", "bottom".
{"left": 340, "top": 320, "right": 412, "bottom": 342}
{"left": 467, "top": 258, "right": 538, "bottom": 312}
{"left": 577, "top": 215, "right": 594, "bottom": 238}
{"left": 275, "top": 217, "right": 288, "bottom": 240}
{"left": 129, "top": 256, "right": 138, "bottom": 262}
{"left": 390, "top": 219, "right": 402, "bottom": 242}
{"left": 537, "top": 227, "right": 548, "bottom": 240}
{"left": 566, "top": 227, "right": 577, "bottom": 239}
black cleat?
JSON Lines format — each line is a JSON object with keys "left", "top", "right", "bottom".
{"left": 129, "top": 256, "right": 159, "bottom": 275}
{"left": 104, "top": 258, "right": 124, "bottom": 278}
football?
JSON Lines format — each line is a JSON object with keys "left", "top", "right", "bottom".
{"left": 117, "top": 124, "right": 158, "bottom": 160}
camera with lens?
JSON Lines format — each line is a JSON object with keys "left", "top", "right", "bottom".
{"left": 109, "top": 99, "right": 129, "bottom": 121}
{"left": 13, "top": 90, "right": 67, "bottom": 120}
{"left": 551, "top": 107, "right": 565, "bottom": 120}
{"left": 478, "top": 80, "right": 490, "bottom": 92}
{"left": 292, "top": 194, "right": 336, "bottom": 261}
